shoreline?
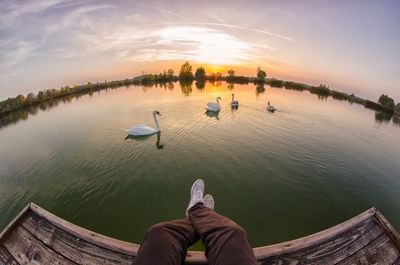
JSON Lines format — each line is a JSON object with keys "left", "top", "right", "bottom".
{"left": 0, "top": 75, "right": 398, "bottom": 127}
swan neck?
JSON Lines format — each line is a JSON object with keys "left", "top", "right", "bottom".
{"left": 153, "top": 114, "right": 160, "bottom": 131}
{"left": 216, "top": 97, "right": 220, "bottom": 106}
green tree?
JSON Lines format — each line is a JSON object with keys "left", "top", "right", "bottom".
{"left": 73, "top": 85, "right": 79, "bottom": 93}
{"left": 378, "top": 94, "right": 395, "bottom": 110}
{"left": 179, "top": 62, "right": 194, "bottom": 80}
{"left": 45, "top": 89, "right": 52, "bottom": 97}
{"left": 256, "top": 67, "right": 267, "bottom": 81}
{"left": 63, "top": 85, "right": 71, "bottom": 94}
{"left": 167, "top": 69, "right": 174, "bottom": 80}
{"left": 37, "top": 91, "right": 45, "bottom": 101}
{"left": 195, "top": 67, "right": 206, "bottom": 80}
{"left": 16, "top": 94, "right": 25, "bottom": 107}
{"left": 87, "top": 82, "right": 93, "bottom": 90}
{"left": 26, "top": 93, "right": 36, "bottom": 104}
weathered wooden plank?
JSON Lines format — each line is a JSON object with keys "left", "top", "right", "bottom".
{"left": 312, "top": 219, "right": 384, "bottom": 265}
{"left": 375, "top": 211, "right": 400, "bottom": 249}
{"left": 338, "top": 233, "right": 400, "bottom": 265}
{"left": 3, "top": 226, "right": 76, "bottom": 265}
{"left": 0, "top": 204, "right": 30, "bottom": 242}
{"left": 3, "top": 204, "right": 399, "bottom": 265}
{"left": 254, "top": 208, "right": 377, "bottom": 260}
{"left": 0, "top": 244, "right": 19, "bottom": 265}
{"left": 21, "top": 211, "right": 134, "bottom": 265}
{"left": 260, "top": 217, "right": 382, "bottom": 264}
{"left": 30, "top": 203, "right": 138, "bottom": 256}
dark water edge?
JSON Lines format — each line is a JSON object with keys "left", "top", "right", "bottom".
{"left": 1, "top": 81, "right": 399, "bottom": 130}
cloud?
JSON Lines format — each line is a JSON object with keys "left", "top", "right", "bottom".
{"left": 0, "top": 41, "right": 40, "bottom": 73}
{"left": 0, "top": 0, "right": 74, "bottom": 28}
{"left": 0, "top": 2, "right": 115, "bottom": 74}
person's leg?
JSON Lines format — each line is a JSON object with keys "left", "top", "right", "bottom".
{"left": 133, "top": 218, "right": 198, "bottom": 265}
{"left": 188, "top": 202, "right": 257, "bottom": 265}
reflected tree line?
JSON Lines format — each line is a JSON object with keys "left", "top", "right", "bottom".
{"left": 1, "top": 61, "right": 399, "bottom": 129}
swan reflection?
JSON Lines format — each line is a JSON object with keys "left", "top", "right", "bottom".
{"left": 205, "top": 110, "right": 220, "bottom": 119}
{"left": 124, "top": 132, "right": 164, "bottom": 150}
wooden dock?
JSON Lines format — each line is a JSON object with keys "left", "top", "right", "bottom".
{"left": 0, "top": 203, "right": 399, "bottom": 264}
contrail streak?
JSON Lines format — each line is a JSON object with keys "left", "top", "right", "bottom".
{"left": 134, "top": 1, "right": 296, "bottom": 42}
{"left": 137, "top": 22, "right": 296, "bottom": 43}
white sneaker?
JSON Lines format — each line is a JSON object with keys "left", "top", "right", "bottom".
{"left": 186, "top": 179, "right": 205, "bottom": 217}
{"left": 203, "top": 194, "right": 214, "bottom": 210}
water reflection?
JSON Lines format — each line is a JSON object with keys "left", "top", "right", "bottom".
{"left": 0, "top": 93, "right": 90, "bottom": 128}
{"left": 205, "top": 110, "right": 220, "bottom": 119}
{"left": 179, "top": 80, "right": 193, "bottom": 96}
{"left": 231, "top": 105, "right": 239, "bottom": 111}
{"left": 195, "top": 81, "right": 205, "bottom": 90}
{"left": 256, "top": 84, "right": 265, "bottom": 95}
{"left": 1, "top": 82, "right": 399, "bottom": 130}
{"left": 141, "top": 82, "right": 174, "bottom": 91}
{"left": 375, "top": 111, "right": 393, "bottom": 123}
{"left": 124, "top": 132, "right": 164, "bottom": 150}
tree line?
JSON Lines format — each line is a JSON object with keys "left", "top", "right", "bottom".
{"left": 1, "top": 61, "right": 397, "bottom": 118}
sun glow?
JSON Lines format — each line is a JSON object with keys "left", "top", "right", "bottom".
{"left": 156, "top": 26, "right": 253, "bottom": 65}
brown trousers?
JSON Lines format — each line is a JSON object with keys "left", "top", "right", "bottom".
{"left": 133, "top": 203, "right": 257, "bottom": 265}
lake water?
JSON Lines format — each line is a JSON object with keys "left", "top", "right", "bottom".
{"left": 0, "top": 81, "right": 399, "bottom": 249}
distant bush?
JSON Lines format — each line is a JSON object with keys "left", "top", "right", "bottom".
{"left": 266, "top": 78, "right": 284, "bottom": 88}
{"left": 331, "top": 90, "right": 349, "bottom": 101}
{"left": 226, "top": 76, "right": 249, "bottom": 84}
{"left": 309, "top": 84, "right": 330, "bottom": 96}
{"left": 284, "top": 81, "right": 307, "bottom": 91}
{"left": 378, "top": 94, "right": 395, "bottom": 111}
{"left": 364, "top": 100, "right": 384, "bottom": 111}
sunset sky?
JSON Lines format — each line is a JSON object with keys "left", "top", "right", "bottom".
{"left": 1, "top": 0, "right": 399, "bottom": 101}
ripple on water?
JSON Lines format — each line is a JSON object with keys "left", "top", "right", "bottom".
{"left": 1, "top": 83, "right": 400, "bottom": 246}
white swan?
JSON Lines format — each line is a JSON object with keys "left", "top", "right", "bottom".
{"left": 206, "top": 96, "right": 221, "bottom": 111}
{"left": 124, "top": 111, "right": 161, "bottom": 136}
{"left": 230, "top": 93, "right": 239, "bottom": 107}
{"left": 267, "top": 101, "right": 276, "bottom": 112}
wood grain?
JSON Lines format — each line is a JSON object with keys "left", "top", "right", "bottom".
{"left": 254, "top": 208, "right": 377, "bottom": 260}
{"left": 1, "top": 204, "right": 400, "bottom": 265}
{"left": 4, "top": 226, "right": 76, "bottom": 265}
{"left": 30, "top": 203, "right": 139, "bottom": 256}
{"left": 0, "top": 245, "right": 19, "bottom": 265}
{"left": 21, "top": 211, "right": 133, "bottom": 265}
{"left": 338, "top": 233, "right": 399, "bottom": 265}
{"left": 260, "top": 218, "right": 385, "bottom": 264}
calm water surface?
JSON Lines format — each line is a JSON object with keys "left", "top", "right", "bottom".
{"left": 1, "top": 82, "right": 399, "bottom": 249}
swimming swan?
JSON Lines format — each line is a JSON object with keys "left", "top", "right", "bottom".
{"left": 230, "top": 94, "right": 239, "bottom": 107}
{"left": 267, "top": 102, "right": 276, "bottom": 113}
{"left": 124, "top": 111, "right": 161, "bottom": 136}
{"left": 207, "top": 97, "right": 221, "bottom": 111}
